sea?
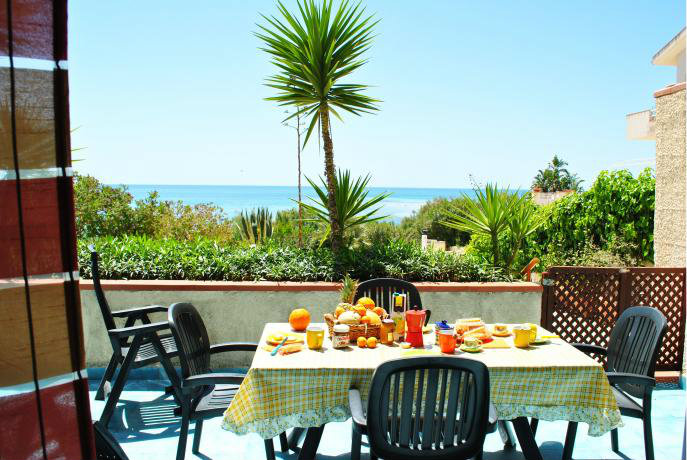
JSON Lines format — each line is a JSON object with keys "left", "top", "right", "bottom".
{"left": 122, "top": 184, "right": 478, "bottom": 223}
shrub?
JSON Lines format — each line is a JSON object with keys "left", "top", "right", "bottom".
{"left": 526, "top": 168, "right": 655, "bottom": 265}
{"left": 79, "top": 236, "right": 510, "bottom": 283}
{"left": 399, "top": 197, "right": 473, "bottom": 247}
{"left": 74, "top": 173, "right": 234, "bottom": 242}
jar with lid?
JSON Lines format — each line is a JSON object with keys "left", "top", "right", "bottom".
{"left": 380, "top": 319, "right": 395, "bottom": 345}
{"left": 332, "top": 324, "right": 350, "bottom": 349}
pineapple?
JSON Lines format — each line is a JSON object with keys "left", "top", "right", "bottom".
{"left": 340, "top": 274, "right": 359, "bottom": 304}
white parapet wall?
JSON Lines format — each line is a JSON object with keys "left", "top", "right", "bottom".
{"left": 80, "top": 280, "right": 543, "bottom": 368}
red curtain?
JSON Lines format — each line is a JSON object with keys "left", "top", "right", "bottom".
{"left": 0, "top": 1, "right": 94, "bottom": 459}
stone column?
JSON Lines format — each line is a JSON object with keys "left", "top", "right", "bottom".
{"left": 653, "top": 83, "right": 686, "bottom": 267}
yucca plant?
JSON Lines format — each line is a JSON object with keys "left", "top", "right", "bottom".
{"left": 441, "top": 184, "right": 518, "bottom": 268}
{"left": 297, "top": 169, "right": 390, "bottom": 243}
{"left": 256, "top": 0, "right": 380, "bottom": 252}
{"left": 235, "top": 208, "right": 273, "bottom": 244}
{"left": 504, "top": 194, "right": 547, "bottom": 271}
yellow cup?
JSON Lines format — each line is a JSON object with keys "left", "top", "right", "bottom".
{"left": 524, "top": 323, "right": 538, "bottom": 343}
{"left": 306, "top": 326, "right": 324, "bottom": 350}
{"left": 513, "top": 326, "right": 531, "bottom": 348}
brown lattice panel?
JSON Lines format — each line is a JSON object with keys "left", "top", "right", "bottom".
{"left": 542, "top": 267, "right": 686, "bottom": 371}
{"left": 629, "top": 268, "right": 686, "bottom": 371}
{"left": 543, "top": 268, "right": 622, "bottom": 365}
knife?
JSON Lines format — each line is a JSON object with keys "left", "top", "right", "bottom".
{"left": 271, "top": 336, "right": 289, "bottom": 356}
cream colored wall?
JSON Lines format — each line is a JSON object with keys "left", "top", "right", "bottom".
{"left": 80, "top": 287, "right": 542, "bottom": 367}
{"left": 654, "top": 88, "right": 686, "bottom": 267}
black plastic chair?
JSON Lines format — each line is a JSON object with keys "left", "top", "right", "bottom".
{"left": 349, "top": 356, "right": 490, "bottom": 460}
{"left": 563, "top": 306, "right": 667, "bottom": 460}
{"left": 90, "top": 249, "right": 181, "bottom": 426}
{"left": 167, "top": 302, "right": 287, "bottom": 460}
{"left": 354, "top": 278, "right": 431, "bottom": 325}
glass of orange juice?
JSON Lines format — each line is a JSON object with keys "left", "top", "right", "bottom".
{"left": 306, "top": 325, "right": 324, "bottom": 350}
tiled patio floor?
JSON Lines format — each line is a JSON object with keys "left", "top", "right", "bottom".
{"left": 89, "top": 377, "right": 685, "bottom": 460}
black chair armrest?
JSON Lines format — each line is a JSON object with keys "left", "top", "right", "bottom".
{"left": 109, "top": 321, "right": 170, "bottom": 338}
{"left": 183, "top": 373, "right": 246, "bottom": 388}
{"left": 607, "top": 372, "right": 655, "bottom": 388}
{"left": 210, "top": 342, "right": 259, "bottom": 354}
{"left": 111, "top": 305, "right": 168, "bottom": 318}
{"left": 349, "top": 388, "right": 367, "bottom": 427}
{"left": 572, "top": 343, "right": 607, "bottom": 356}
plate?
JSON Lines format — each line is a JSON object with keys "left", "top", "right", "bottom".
{"left": 530, "top": 338, "right": 550, "bottom": 345}
{"left": 492, "top": 331, "right": 512, "bottom": 337}
{"left": 459, "top": 344, "right": 483, "bottom": 353}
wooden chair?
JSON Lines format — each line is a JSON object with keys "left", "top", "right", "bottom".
{"left": 349, "top": 356, "right": 490, "bottom": 460}
{"left": 90, "top": 249, "right": 182, "bottom": 426}
{"left": 354, "top": 278, "right": 431, "bottom": 325}
{"left": 167, "top": 302, "right": 287, "bottom": 460}
{"left": 563, "top": 306, "right": 667, "bottom": 460}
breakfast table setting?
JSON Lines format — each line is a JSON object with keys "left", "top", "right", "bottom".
{"left": 222, "top": 298, "right": 622, "bottom": 460}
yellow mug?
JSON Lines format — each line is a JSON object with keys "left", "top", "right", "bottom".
{"left": 513, "top": 326, "right": 531, "bottom": 348}
{"left": 306, "top": 326, "right": 324, "bottom": 350}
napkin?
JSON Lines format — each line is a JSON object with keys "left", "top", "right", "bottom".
{"left": 481, "top": 338, "right": 510, "bottom": 349}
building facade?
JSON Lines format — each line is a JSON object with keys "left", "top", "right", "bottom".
{"left": 627, "top": 28, "right": 686, "bottom": 267}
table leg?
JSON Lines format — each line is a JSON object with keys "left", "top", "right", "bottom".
{"left": 498, "top": 420, "right": 517, "bottom": 448}
{"left": 297, "top": 425, "right": 325, "bottom": 460}
{"left": 512, "top": 417, "right": 543, "bottom": 460}
{"left": 562, "top": 421, "right": 578, "bottom": 460}
{"left": 288, "top": 427, "right": 305, "bottom": 450}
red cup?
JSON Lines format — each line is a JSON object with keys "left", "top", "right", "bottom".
{"left": 438, "top": 330, "right": 457, "bottom": 354}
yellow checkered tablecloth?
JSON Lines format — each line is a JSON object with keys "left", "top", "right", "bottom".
{"left": 222, "top": 323, "right": 622, "bottom": 439}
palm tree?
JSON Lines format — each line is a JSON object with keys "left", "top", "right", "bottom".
{"left": 256, "top": 0, "right": 380, "bottom": 252}
{"left": 297, "top": 169, "right": 390, "bottom": 243}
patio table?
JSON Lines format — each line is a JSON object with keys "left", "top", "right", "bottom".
{"left": 222, "top": 323, "right": 622, "bottom": 460}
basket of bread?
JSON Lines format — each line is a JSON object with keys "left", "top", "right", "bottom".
{"left": 324, "top": 275, "right": 389, "bottom": 342}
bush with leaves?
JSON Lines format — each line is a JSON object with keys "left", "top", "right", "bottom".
{"left": 79, "top": 236, "right": 510, "bottom": 283}
{"left": 526, "top": 168, "right": 655, "bottom": 264}
{"left": 74, "top": 173, "right": 234, "bottom": 241}
{"left": 399, "top": 197, "right": 473, "bottom": 247}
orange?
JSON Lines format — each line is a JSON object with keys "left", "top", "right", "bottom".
{"left": 356, "top": 336, "right": 367, "bottom": 348}
{"left": 373, "top": 307, "right": 386, "bottom": 318}
{"left": 357, "top": 297, "right": 375, "bottom": 309}
{"left": 366, "top": 337, "right": 377, "bottom": 348}
{"left": 354, "top": 305, "right": 367, "bottom": 317}
{"left": 360, "top": 316, "right": 371, "bottom": 324}
{"left": 289, "top": 308, "right": 311, "bottom": 331}
{"left": 335, "top": 306, "right": 346, "bottom": 318}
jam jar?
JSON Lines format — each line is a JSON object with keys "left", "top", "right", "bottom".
{"left": 332, "top": 324, "right": 350, "bottom": 349}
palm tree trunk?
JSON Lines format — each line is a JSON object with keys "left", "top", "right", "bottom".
{"left": 296, "top": 112, "right": 303, "bottom": 247}
{"left": 319, "top": 106, "right": 342, "bottom": 252}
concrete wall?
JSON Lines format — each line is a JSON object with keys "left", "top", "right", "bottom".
{"left": 80, "top": 280, "right": 542, "bottom": 367}
{"left": 654, "top": 84, "right": 686, "bottom": 267}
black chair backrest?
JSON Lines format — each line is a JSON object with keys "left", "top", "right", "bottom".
{"left": 607, "top": 306, "right": 667, "bottom": 397}
{"left": 90, "top": 249, "right": 116, "bottom": 332}
{"left": 168, "top": 303, "right": 212, "bottom": 382}
{"left": 366, "top": 357, "right": 489, "bottom": 460}
{"left": 355, "top": 278, "right": 430, "bottom": 324}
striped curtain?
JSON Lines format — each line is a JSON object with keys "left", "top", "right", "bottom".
{"left": 0, "top": 1, "right": 95, "bottom": 459}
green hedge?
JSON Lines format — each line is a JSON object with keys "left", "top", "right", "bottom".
{"left": 79, "top": 236, "right": 510, "bottom": 283}
{"left": 526, "top": 168, "right": 655, "bottom": 264}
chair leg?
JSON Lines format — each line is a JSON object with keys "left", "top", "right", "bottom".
{"left": 562, "top": 421, "right": 578, "bottom": 460}
{"left": 370, "top": 450, "right": 378, "bottom": 460}
{"left": 351, "top": 423, "right": 362, "bottom": 460}
{"left": 643, "top": 416, "right": 654, "bottom": 460}
{"left": 611, "top": 428, "right": 619, "bottom": 452}
{"left": 100, "top": 335, "right": 142, "bottom": 426}
{"left": 279, "top": 431, "right": 289, "bottom": 453}
{"left": 177, "top": 407, "right": 190, "bottom": 460}
{"left": 264, "top": 438, "right": 275, "bottom": 460}
{"left": 95, "top": 356, "right": 118, "bottom": 401}
{"left": 192, "top": 419, "right": 203, "bottom": 454}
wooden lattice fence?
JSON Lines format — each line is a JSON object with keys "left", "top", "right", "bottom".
{"left": 541, "top": 266, "right": 686, "bottom": 371}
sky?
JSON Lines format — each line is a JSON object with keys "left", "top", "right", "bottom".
{"left": 68, "top": 1, "right": 685, "bottom": 188}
